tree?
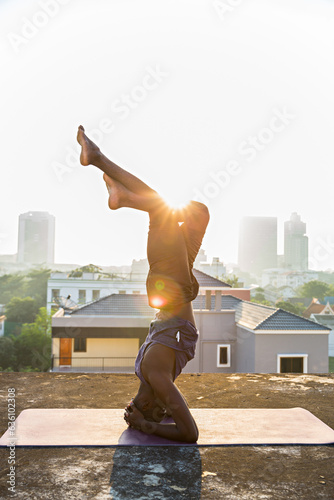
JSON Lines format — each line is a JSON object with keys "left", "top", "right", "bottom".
{"left": 24, "top": 268, "right": 51, "bottom": 309}
{"left": 251, "top": 293, "right": 272, "bottom": 306}
{"left": 12, "top": 308, "right": 52, "bottom": 371}
{"left": 69, "top": 264, "right": 102, "bottom": 277}
{"left": 275, "top": 301, "right": 305, "bottom": 316}
{"left": 21, "top": 307, "right": 51, "bottom": 336}
{"left": 0, "top": 273, "right": 25, "bottom": 304}
{"left": 5, "top": 297, "right": 39, "bottom": 324}
{"left": 0, "top": 337, "right": 16, "bottom": 370}
{"left": 222, "top": 274, "right": 241, "bottom": 287}
{"left": 297, "top": 280, "right": 332, "bottom": 301}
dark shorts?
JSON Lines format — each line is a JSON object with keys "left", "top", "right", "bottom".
{"left": 146, "top": 201, "right": 208, "bottom": 310}
{"left": 135, "top": 316, "right": 199, "bottom": 386}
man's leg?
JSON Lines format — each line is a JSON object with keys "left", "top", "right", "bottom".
{"left": 77, "top": 125, "right": 165, "bottom": 213}
{"left": 77, "top": 125, "right": 158, "bottom": 198}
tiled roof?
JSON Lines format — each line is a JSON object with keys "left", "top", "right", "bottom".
{"left": 193, "top": 269, "right": 231, "bottom": 288}
{"left": 303, "top": 302, "right": 325, "bottom": 319}
{"left": 215, "top": 296, "right": 330, "bottom": 331}
{"left": 234, "top": 301, "right": 277, "bottom": 329}
{"left": 70, "top": 294, "right": 155, "bottom": 317}
{"left": 69, "top": 292, "right": 329, "bottom": 331}
{"left": 254, "top": 309, "right": 329, "bottom": 331}
{"left": 193, "top": 294, "right": 241, "bottom": 310}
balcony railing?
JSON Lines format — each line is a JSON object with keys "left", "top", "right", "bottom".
{"left": 51, "top": 356, "right": 136, "bottom": 373}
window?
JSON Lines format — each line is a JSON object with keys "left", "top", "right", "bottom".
{"left": 78, "top": 289, "right": 86, "bottom": 304}
{"left": 74, "top": 338, "right": 87, "bottom": 352}
{"left": 132, "top": 290, "right": 140, "bottom": 294}
{"left": 217, "top": 344, "right": 231, "bottom": 367}
{"left": 119, "top": 290, "right": 126, "bottom": 294}
{"left": 92, "top": 290, "right": 100, "bottom": 301}
{"left": 52, "top": 289, "right": 60, "bottom": 300}
{"left": 277, "top": 355, "right": 308, "bottom": 374}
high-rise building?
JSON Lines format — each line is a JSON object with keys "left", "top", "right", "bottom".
{"left": 17, "top": 212, "right": 55, "bottom": 264}
{"left": 238, "top": 216, "right": 277, "bottom": 274}
{"left": 284, "top": 212, "right": 308, "bottom": 270}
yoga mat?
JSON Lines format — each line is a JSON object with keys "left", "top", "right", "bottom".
{"left": 1, "top": 408, "right": 333, "bottom": 446}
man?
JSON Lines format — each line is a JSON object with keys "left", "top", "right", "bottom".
{"left": 77, "top": 125, "right": 209, "bottom": 442}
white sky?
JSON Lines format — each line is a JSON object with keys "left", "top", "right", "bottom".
{"left": 1, "top": 0, "right": 334, "bottom": 270}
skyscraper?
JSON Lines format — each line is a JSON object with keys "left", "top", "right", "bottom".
{"left": 284, "top": 212, "right": 308, "bottom": 270}
{"left": 238, "top": 216, "right": 277, "bottom": 274}
{"left": 17, "top": 212, "right": 55, "bottom": 264}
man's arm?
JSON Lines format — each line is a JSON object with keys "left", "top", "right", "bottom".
{"left": 125, "top": 371, "right": 198, "bottom": 443}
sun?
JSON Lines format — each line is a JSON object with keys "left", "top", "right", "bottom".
{"left": 162, "top": 194, "right": 190, "bottom": 212}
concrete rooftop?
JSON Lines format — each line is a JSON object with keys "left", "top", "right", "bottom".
{"left": 0, "top": 372, "right": 333, "bottom": 499}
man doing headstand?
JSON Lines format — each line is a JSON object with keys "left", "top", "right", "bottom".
{"left": 77, "top": 126, "right": 209, "bottom": 443}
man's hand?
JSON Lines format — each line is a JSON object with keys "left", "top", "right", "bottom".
{"left": 124, "top": 402, "right": 157, "bottom": 434}
{"left": 124, "top": 402, "right": 145, "bottom": 431}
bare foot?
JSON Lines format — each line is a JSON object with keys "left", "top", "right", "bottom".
{"left": 77, "top": 125, "right": 101, "bottom": 166}
{"left": 103, "top": 173, "right": 132, "bottom": 210}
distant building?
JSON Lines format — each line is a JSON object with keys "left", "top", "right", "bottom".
{"left": 306, "top": 301, "right": 334, "bottom": 356}
{"left": 262, "top": 269, "right": 318, "bottom": 289}
{"left": 17, "top": 211, "right": 55, "bottom": 265}
{"left": 284, "top": 213, "right": 308, "bottom": 270}
{"left": 238, "top": 216, "right": 277, "bottom": 274}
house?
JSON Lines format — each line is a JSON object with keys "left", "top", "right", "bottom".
{"left": 52, "top": 294, "right": 154, "bottom": 372}
{"left": 185, "top": 294, "right": 329, "bottom": 374}
{"left": 302, "top": 298, "right": 327, "bottom": 318}
{"left": 51, "top": 289, "right": 329, "bottom": 374}
{"left": 307, "top": 302, "right": 334, "bottom": 357}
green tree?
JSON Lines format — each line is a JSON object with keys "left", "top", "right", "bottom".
{"left": 69, "top": 264, "right": 102, "bottom": 277}
{"left": 222, "top": 274, "right": 241, "bottom": 287}
{"left": 0, "top": 337, "right": 16, "bottom": 370}
{"left": 275, "top": 301, "right": 305, "bottom": 316}
{"left": 13, "top": 307, "right": 52, "bottom": 371}
{"left": 22, "top": 307, "right": 51, "bottom": 335}
{"left": 251, "top": 293, "right": 272, "bottom": 306}
{"left": 297, "top": 280, "right": 332, "bottom": 301}
{"left": 5, "top": 297, "right": 39, "bottom": 324}
{"left": 24, "top": 268, "right": 51, "bottom": 309}
{"left": 0, "top": 273, "right": 25, "bottom": 304}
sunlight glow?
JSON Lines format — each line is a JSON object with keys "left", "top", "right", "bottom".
{"left": 162, "top": 195, "right": 190, "bottom": 212}
{"left": 150, "top": 296, "right": 166, "bottom": 308}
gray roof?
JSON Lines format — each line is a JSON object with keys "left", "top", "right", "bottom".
{"left": 70, "top": 292, "right": 329, "bottom": 331}
{"left": 234, "top": 301, "right": 277, "bottom": 329}
{"left": 254, "top": 309, "right": 329, "bottom": 331}
{"left": 233, "top": 300, "right": 329, "bottom": 331}
{"left": 193, "top": 269, "right": 231, "bottom": 288}
{"left": 70, "top": 294, "right": 155, "bottom": 317}
{"left": 193, "top": 294, "right": 241, "bottom": 310}
{"left": 196, "top": 294, "right": 330, "bottom": 331}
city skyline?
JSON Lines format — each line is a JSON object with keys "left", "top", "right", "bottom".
{"left": 1, "top": 210, "right": 331, "bottom": 273}
{"left": 1, "top": 0, "right": 334, "bottom": 270}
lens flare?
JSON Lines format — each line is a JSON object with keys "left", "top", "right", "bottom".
{"left": 150, "top": 296, "right": 166, "bottom": 308}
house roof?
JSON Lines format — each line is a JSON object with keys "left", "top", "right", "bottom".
{"left": 69, "top": 292, "right": 329, "bottom": 331}
{"left": 302, "top": 299, "right": 325, "bottom": 318}
{"left": 193, "top": 294, "right": 241, "bottom": 310}
{"left": 254, "top": 309, "right": 329, "bottom": 331}
{"left": 193, "top": 269, "right": 231, "bottom": 288}
{"left": 208, "top": 295, "right": 330, "bottom": 331}
{"left": 70, "top": 294, "right": 155, "bottom": 317}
